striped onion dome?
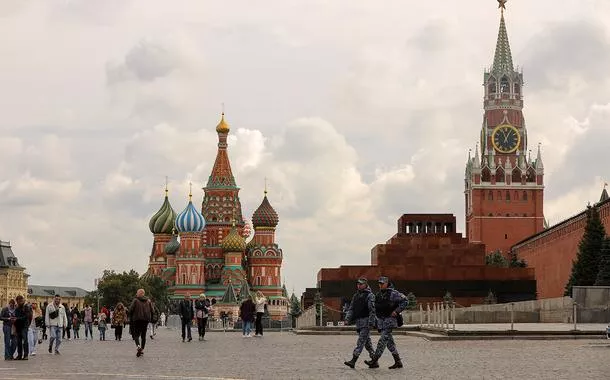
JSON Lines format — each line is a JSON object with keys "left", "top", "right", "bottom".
{"left": 175, "top": 197, "right": 206, "bottom": 233}
{"left": 252, "top": 193, "right": 279, "bottom": 228}
{"left": 164, "top": 233, "right": 180, "bottom": 254}
{"left": 149, "top": 193, "right": 177, "bottom": 234}
{"left": 221, "top": 226, "right": 246, "bottom": 252}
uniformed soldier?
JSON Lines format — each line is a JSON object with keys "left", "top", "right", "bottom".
{"left": 364, "top": 276, "right": 407, "bottom": 369}
{"left": 343, "top": 278, "right": 376, "bottom": 368}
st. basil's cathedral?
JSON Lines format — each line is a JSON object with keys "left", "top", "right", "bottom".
{"left": 144, "top": 114, "right": 289, "bottom": 320}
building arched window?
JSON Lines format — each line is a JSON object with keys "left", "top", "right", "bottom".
{"left": 488, "top": 191, "right": 493, "bottom": 201}
{"left": 497, "top": 191, "right": 502, "bottom": 201}
{"left": 506, "top": 191, "right": 511, "bottom": 201}
{"left": 523, "top": 191, "right": 528, "bottom": 201}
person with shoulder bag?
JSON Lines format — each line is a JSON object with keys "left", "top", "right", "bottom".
{"left": 45, "top": 295, "right": 67, "bottom": 355}
{"left": 128, "top": 289, "right": 152, "bottom": 357}
{"left": 364, "top": 276, "right": 408, "bottom": 370}
{"left": 343, "top": 278, "right": 376, "bottom": 368}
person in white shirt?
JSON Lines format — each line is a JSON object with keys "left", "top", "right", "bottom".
{"left": 159, "top": 312, "right": 166, "bottom": 327}
{"left": 254, "top": 291, "right": 267, "bottom": 337}
{"left": 45, "top": 295, "right": 67, "bottom": 355}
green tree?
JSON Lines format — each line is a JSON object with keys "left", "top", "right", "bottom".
{"left": 443, "top": 291, "right": 453, "bottom": 305}
{"left": 406, "top": 292, "right": 417, "bottom": 310}
{"left": 289, "top": 293, "right": 302, "bottom": 317}
{"left": 97, "top": 269, "right": 141, "bottom": 309}
{"left": 509, "top": 251, "right": 527, "bottom": 268}
{"left": 486, "top": 250, "right": 508, "bottom": 267}
{"left": 594, "top": 238, "right": 610, "bottom": 286}
{"left": 84, "top": 290, "right": 98, "bottom": 312}
{"left": 141, "top": 275, "right": 170, "bottom": 313}
{"left": 564, "top": 206, "right": 607, "bottom": 296}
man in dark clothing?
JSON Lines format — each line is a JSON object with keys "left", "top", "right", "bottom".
{"left": 179, "top": 293, "right": 194, "bottom": 342}
{"left": 14, "top": 295, "right": 32, "bottom": 360}
{"left": 365, "top": 276, "right": 408, "bottom": 370}
{"left": 343, "top": 278, "right": 376, "bottom": 368}
{"left": 1, "top": 299, "right": 17, "bottom": 360}
{"left": 128, "top": 289, "right": 152, "bottom": 358}
{"left": 41, "top": 302, "right": 48, "bottom": 340}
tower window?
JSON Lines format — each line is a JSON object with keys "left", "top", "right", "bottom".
{"left": 504, "top": 234, "right": 508, "bottom": 239}
{"left": 488, "top": 80, "right": 496, "bottom": 95}
{"left": 514, "top": 83, "right": 520, "bottom": 94}
{"left": 505, "top": 191, "right": 511, "bottom": 201}
{"left": 501, "top": 76, "right": 509, "bottom": 93}
{"left": 523, "top": 191, "right": 528, "bottom": 201}
{"left": 497, "top": 191, "right": 502, "bottom": 200}
{"left": 488, "top": 191, "right": 493, "bottom": 201}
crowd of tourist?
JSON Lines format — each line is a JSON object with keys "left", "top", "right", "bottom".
{"left": 1, "top": 289, "right": 268, "bottom": 359}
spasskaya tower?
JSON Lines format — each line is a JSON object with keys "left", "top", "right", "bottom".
{"left": 464, "top": 1, "right": 545, "bottom": 256}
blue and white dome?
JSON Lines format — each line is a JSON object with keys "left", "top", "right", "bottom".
{"left": 175, "top": 198, "right": 205, "bottom": 233}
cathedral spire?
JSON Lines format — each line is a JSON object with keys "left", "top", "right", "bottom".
{"left": 492, "top": 1, "right": 514, "bottom": 74}
{"left": 207, "top": 113, "right": 237, "bottom": 189}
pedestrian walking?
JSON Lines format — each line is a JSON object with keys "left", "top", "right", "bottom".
{"left": 364, "top": 276, "right": 407, "bottom": 370}
{"left": 179, "top": 293, "right": 194, "bottom": 342}
{"left": 112, "top": 302, "right": 127, "bottom": 341}
{"left": 98, "top": 312, "right": 107, "bottom": 340}
{"left": 148, "top": 299, "right": 159, "bottom": 340}
{"left": 28, "top": 302, "right": 42, "bottom": 356}
{"left": 45, "top": 295, "right": 67, "bottom": 355}
{"left": 343, "top": 278, "right": 376, "bottom": 368}
{"left": 195, "top": 293, "right": 208, "bottom": 341}
{"left": 83, "top": 304, "right": 93, "bottom": 340}
{"left": 1, "top": 299, "right": 17, "bottom": 360}
{"left": 72, "top": 313, "right": 80, "bottom": 339}
{"left": 128, "top": 289, "right": 153, "bottom": 357}
{"left": 239, "top": 295, "right": 256, "bottom": 338}
{"left": 254, "top": 291, "right": 266, "bottom": 337}
{"left": 14, "top": 295, "right": 32, "bottom": 360}
{"left": 159, "top": 312, "right": 166, "bottom": 327}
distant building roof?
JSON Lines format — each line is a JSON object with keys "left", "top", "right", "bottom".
{"left": 0, "top": 240, "right": 24, "bottom": 269}
{"left": 28, "top": 285, "right": 89, "bottom": 298}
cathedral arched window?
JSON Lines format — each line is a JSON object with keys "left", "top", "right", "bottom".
{"left": 523, "top": 191, "right": 528, "bottom": 201}
{"left": 506, "top": 191, "right": 511, "bottom": 201}
{"left": 497, "top": 191, "right": 502, "bottom": 200}
{"left": 500, "top": 76, "right": 510, "bottom": 93}
{"left": 488, "top": 191, "right": 493, "bottom": 201}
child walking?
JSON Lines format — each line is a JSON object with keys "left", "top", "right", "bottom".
{"left": 98, "top": 313, "right": 107, "bottom": 341}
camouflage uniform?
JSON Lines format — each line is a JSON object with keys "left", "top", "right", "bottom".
{"left": 365, "top": 282, "right": 407, "bottom": 369}
{"left": 345, "top": 287, "right": 375, "bottom": 358}
{"left": 343, "top": 283, "right": 376, "bottom": 368}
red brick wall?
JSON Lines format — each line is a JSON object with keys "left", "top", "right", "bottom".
{"left": 513, "top": 200, "right": 610, "bottom": 298}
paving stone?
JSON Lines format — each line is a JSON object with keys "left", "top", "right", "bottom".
{"left": 2, "top": 327, "right": 608, "bottom": 379}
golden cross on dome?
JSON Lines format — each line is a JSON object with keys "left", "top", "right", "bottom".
{"left": 498, "top": 0, "right": 507, "bottom": 11}
{"left": 188, "top": 181, "right": 193, "bottom": 200}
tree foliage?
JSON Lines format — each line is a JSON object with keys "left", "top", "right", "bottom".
{"left": 565, "top": 206, "right": 607, "bottom": 296}
{"left": 95, "top": 269, "right": 169, "bottom": 312}
{"left": 289, "top": 293, "right": 302, "bottom": 317}
{"left": 406, "top": 292, "right": 417, "bottom": 310}
{"left": 594, "top": 238, "right": 610, "bottom": 286}
{"left": 485, "top": 250, "right": 508, "bottom": 267}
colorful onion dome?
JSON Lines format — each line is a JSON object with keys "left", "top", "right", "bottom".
{"left": 221, "top": 225, "right": 246, "bottom": 252}
{"left": 164, "top": 233, "right": 180, "bottom": 254}
{"left": 149, "top": 191, "right": 177, "bottom": 234}
{"left": 252, "top": 193, "right": 279, "bottom": 228}
{"left": 140, "top": 269, "right": 156, "bottom": 281}
{"left": 175, "top": 188, "right": 206, "bottom": 233}
{"left": 216, "top": 113, "right": 230, "bottom": 134}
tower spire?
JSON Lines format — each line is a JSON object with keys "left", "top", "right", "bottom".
{"left": 492, "top": 1, "right": 514, "bottom": 74}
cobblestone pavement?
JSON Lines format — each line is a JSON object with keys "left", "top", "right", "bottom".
{"left": 1, "top": 328, "right": 608, "bottom": 380}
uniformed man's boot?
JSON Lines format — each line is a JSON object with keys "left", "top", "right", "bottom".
{"left": 388, "top": 353, "right": 403, "bottom": 369}
{"left": 343, "top": 355, "right": 358, "bottom": 368}
{"left": 364, "top": 354, "right": 379, "bottom": 368}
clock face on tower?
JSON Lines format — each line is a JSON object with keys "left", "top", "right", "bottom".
{"left": 491, "top": 124, "right": 520, "bottom": 153}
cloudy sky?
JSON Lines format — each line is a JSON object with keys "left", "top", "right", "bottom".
{"left": 1, "top": 0, "right": 609, "bottom": 295}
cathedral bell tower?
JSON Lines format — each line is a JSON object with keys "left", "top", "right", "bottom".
{"left": 465, "top": 1, "right": 545, "bottom": 256}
